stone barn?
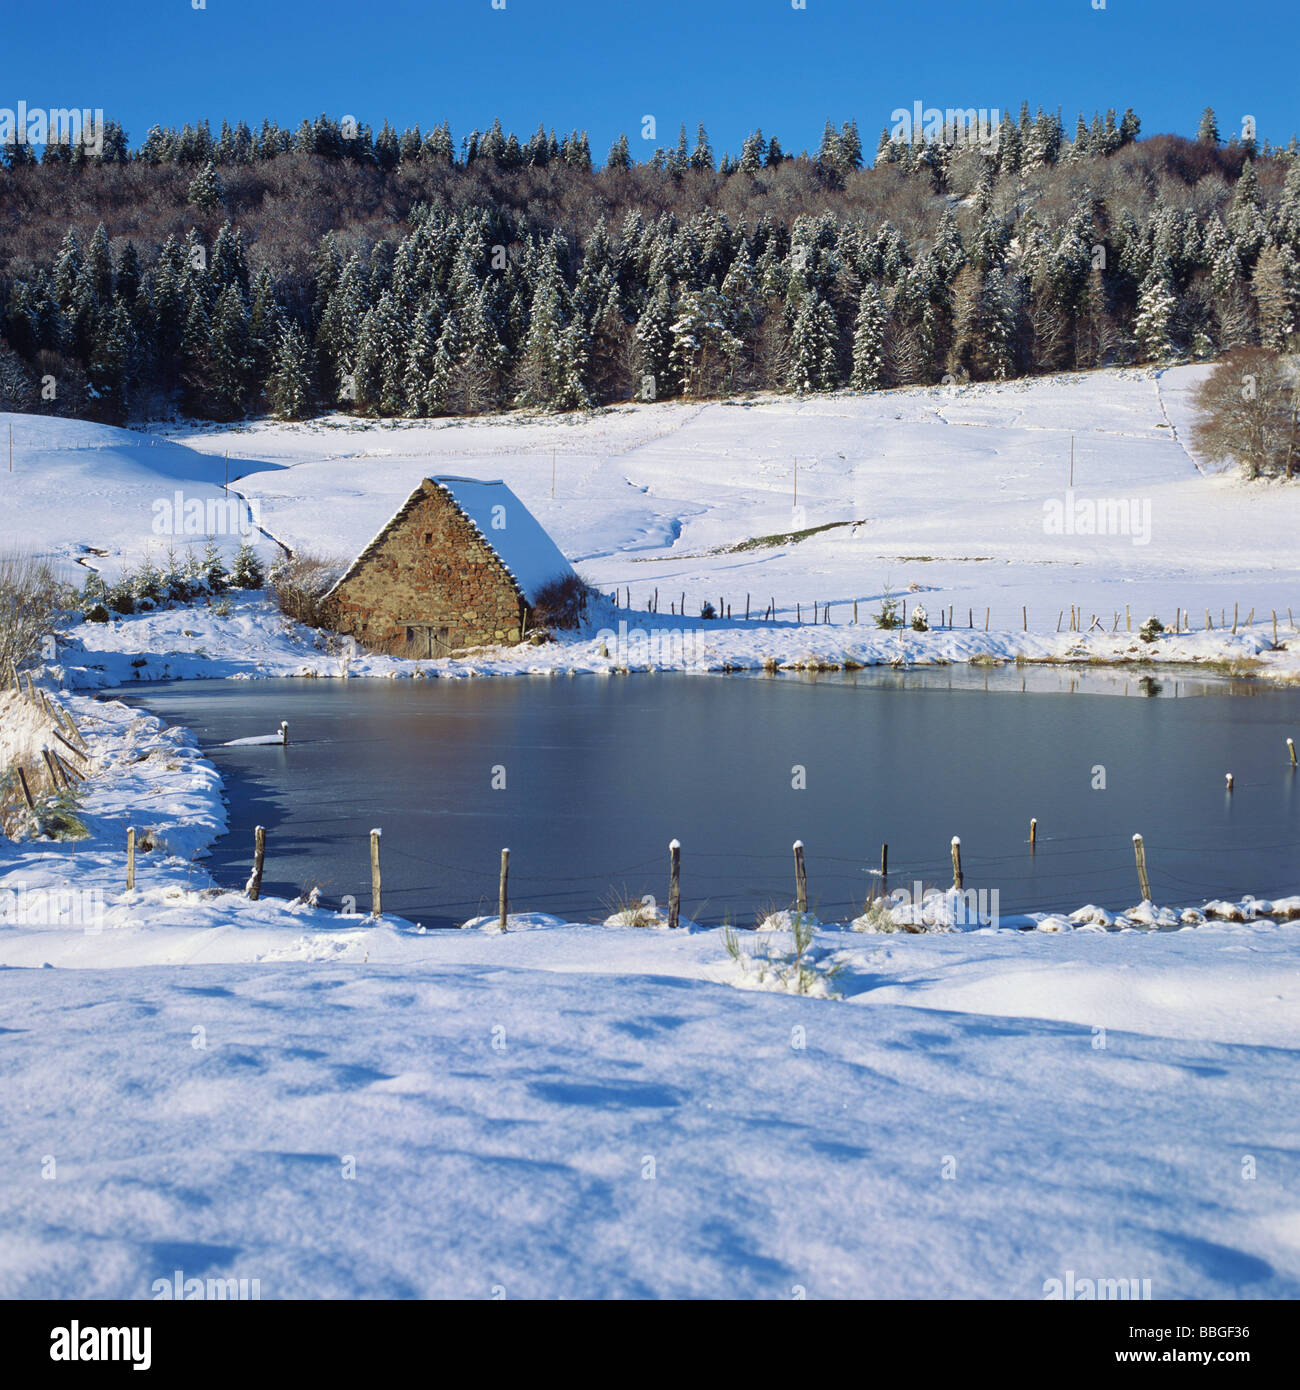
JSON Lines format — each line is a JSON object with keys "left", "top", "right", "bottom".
{"left": 319, "top": 475, "right": 577, "bottom": 656}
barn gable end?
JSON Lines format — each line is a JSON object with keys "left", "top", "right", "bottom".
{"left": 319, "top": 477, "right": 573, "bottom": 656}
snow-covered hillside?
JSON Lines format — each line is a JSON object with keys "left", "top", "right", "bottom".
{"left": 153, "top": 364, "right": 1300, "bottom": 649}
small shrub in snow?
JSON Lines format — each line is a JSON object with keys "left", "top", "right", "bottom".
{"left": 530, "top": 572, "right": 594, "bottom": 630}
{"left": 270, "top": 550, "right": 345, "bottom": 628}
{"left": 0, "top": 554, "right": 66, "bottom": 673}
{"left": 133, "top": 555, "right": 164, "bottom": 607}
{"left": 85, "top": 602, "right": 110, "bottom": 623}
{"left": 202, "top": 539, "right": 228, "bottom": 594}
{"left": 699, "top": 600, "right": 718, "bottom": 620}
{"left": 230, "top": 541, "right": 266, "bottom": 590}
{"left": 910, "top": 603, "right": 929, "bottom": 632}
{"left": 107, "top": 580, "right": 136, "bottom": 615}
{"left": 724, "top": 915, "right": 841, "bottom": 996}
{"left": 1139, "top": 616, "right": 1165, "bottom": 643}
{"left": 603, "top": 890, "right": 667, "bottom": 928}
{"left": 873, "top": 583, "right": 902, "bottom": 630}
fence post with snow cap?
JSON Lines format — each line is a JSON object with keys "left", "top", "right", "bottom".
{"left": 951, "top": 836, "right": 963, "bottom": 891}
{"left": 1029, "top": 818, "right": 1037, "bottom": 852}
{"left": 668, "top": 840, "right": 680, "bottom": 929}
{"left": 793, "top": 840, "right": 807, "bottom": 916}
{"left": 1226, "top": 773, "right": 1234, "bottom": 793}
{"left": 247, "top": 826, "right": 267, "bottom": 900}
{"left": 280, "top": 721, "right": 289, "bottom": 747}
{"left": 1133, "top": 834, "right": 1152, "bottom": 903}
{"left": 126, "top": 825, "right": 136, "bottom": 891}
{"left": 370, "top": 828, "right": 382, "bottom": 917}
{"left": 499, "top": 848, "right": 509, "bottom": 930}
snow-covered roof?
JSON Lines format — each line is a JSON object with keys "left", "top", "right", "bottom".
{"left": 429, "top": 476, "right": 574, "bottom": 604}
{"left": 325, "top": 475, "right": 574, "bottom": 607}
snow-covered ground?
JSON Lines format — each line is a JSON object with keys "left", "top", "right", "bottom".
{"left": 3, "top": 365, "right": 1300, "bottom": 1299}
{"left": 1, "top": 668, "right": 1297, "bottom": 1298}
{"left": 4, "top": 364, "right": 1296, "bottom": 685}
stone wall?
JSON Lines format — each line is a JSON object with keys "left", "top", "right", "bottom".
{"left": 320, "top": 482, "right": 527, "bottom": 655}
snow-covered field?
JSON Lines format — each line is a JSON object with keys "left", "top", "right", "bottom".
{"left": 4, "top": 364, "right": 1297, "bottom": 685}
{"left": 3, "top": 365, "right": 1300, "bottom": 1299}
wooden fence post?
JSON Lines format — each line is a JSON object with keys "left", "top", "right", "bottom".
{"left": 41, "top": 748, "right": 65, "bottom": 791}
{"left": 879, "top": 842, "right": 888, "bottom": 880}
{"left": 499, "top": 848, "right": 509, "bottom": 930}
{"left": 126, "top": 825, "right": 136, "bottom": 891}
{"left": 1029, "top": 817, "right": 1037, "bottom": 851}
{"left": 668, "top": 839, "right": 680, "bottom": 929}
{"left": 1289, "top": 738, "right": 1297, "bottom": 768}
{"left": 247, "top": 825, "right": 266, "bottom": 900}
{"left": 1132, "top": 833, "right": 1152, "bottom": 902}
{"left": 951, "top": 836, "right": 963, "bottom": 890}
{"left": 793, "top": 840, "right": 807, "bottom": 915}
{"left": 370, "top": 828, "right": 382, "bottom": 916}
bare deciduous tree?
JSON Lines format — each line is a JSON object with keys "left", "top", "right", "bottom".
{"left": 1192, "top": 347, "right": 1299, "bottom": 479}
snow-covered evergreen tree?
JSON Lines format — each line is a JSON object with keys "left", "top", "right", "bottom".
{"left": 186, "top": 159, "right": 224, "bottom": 210}
{"left": 849, "top": 284, "right": 886, "bottom": 390}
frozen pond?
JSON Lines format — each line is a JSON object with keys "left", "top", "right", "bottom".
{"left": 121, "top": 670, "right": 1300, "bottom": 927}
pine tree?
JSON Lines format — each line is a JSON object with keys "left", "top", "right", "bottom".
{"left": 849, "top": 284, "right": 886, "bottom": 390}
{"left": 50, "top": 230, "right": 81, "bottom": 308}
{"left": 187, "top": 159, "right": 224, "bottom": 210}
{"left": 635, "top": 278, "right": 675, "bottom": 397}
{"left": 268, "top": 321, "right": 313, "bottom": 419}
{"left": 689, "top": 124, "right": 713, "bottom": 171}
{"left": 1252, "top": 244, "right": 1299, "bottom": 351}
{"left": 87, "top": 297, "right": 136, "bottom": 421}
{"left": 83, "top": 224, "right": 114, "bottom": 305}
{"left": 786, "top": 293, "right": 838, "bottom": 393}
{"left": 1196, "top": 108, "right": 1220, "bottom": 145}
{"left": 607, "top": 133, "right": 632, "bottom": 170}
{"left": 247, "top": 266, "right": 281, "bottom": 389}
{"left": 738, "top": 129, "right": 767, "bottom": 174}
{"left": 206, "top": 283, "right": 253, "bottom": 417}
{"left": 230, "top": 540, "right": 266, "bottom": 589}
{"left": 515, "top": 249, "right": 571, "bottom": 409}
{"left": 1134, "top": 269, "right": 1179, "bottom": 363}
{"left": 1227, "top": 161, "right": 1266, "bottom": 267}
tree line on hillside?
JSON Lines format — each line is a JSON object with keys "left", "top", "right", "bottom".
{"left": 1, "top": 104, "right": 1298, "bottom": 440}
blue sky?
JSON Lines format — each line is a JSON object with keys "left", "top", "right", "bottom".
{"left": 7, "top": 0, "right": 1299, "bottom": 159}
